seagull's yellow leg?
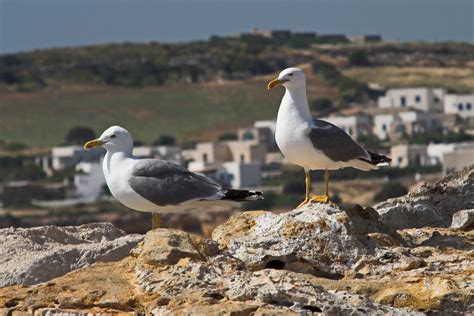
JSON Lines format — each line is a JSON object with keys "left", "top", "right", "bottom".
{"left": 309, "top": 170, "right": 330, "bottom": 204}
{"left": 297, "top": 170, "right": 311, "bottom": 208}
{"left": 151, "top": 212, "right": 161, "bottom": 230}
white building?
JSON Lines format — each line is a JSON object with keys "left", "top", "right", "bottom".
{"left": 223, "top": 162, "right": 262, "bottom": 189}
{"left": 390, "top": 144, "right": 430, "bottom": 168}
{"left": 443, "top": 148, "right": 474, "bottom": 175}
{"left": 427, "top": 142, "right": 474, "bottom": 166}
{"left": 74, "top": 162, "right": 106, "bottom": 199}
{"left": 133, "top": 145, "right": 183, "bottom": 164}
{"left": 321, "top": 115, "right": 372, "bottom": 139}
{"left": 51, "top": 146, "right": 103, "bottom": 171}
{"left": 373, "top": 111, "right": 442, "bottom": 140}
{"left": 378, "top": 88, "right": 445, "bottom": 112}
{"left": 443, "top": 94, "right": 474, "bottom": 118}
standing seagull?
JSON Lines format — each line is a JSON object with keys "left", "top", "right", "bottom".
{"left": 267, "top": 67, "right": 390, "bottom": 207}
{"left": 84, "top": 126, "right": 262, "bottom": 229}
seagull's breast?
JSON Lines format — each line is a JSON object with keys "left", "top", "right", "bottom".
{"left": 102, "top": 154, "right": 160, "bottom": 212}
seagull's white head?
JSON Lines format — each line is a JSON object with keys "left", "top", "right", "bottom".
{"left": 84, "top": 125, "right": 133, "bottom": 153}
{"left": 267, "top": 67, "right": 306, "bottom": 90}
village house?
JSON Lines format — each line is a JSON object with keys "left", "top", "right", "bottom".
{"left": 389, "top": 144, "right": 430, "bottom": 168}
{"left": 133, "top": 145, "right": 183, "bottom": 164}
{"left": 373, "top": 111, "right": 442, "bottom": 140}
{"left": 321, "top": 114, "right": 372, "bottom": 140}
{"left": 443, "top": 94, "right": 474, "bottom": 119}
{"left": 47, "top": 146, "right": 103, "bottom": 172}
{"left": 378, "top": 88, "right": 445, "bottom": 112}
{"left": 443, "top": 148, "right": 474, "bottom": 175}
{"left": 427, "top": 142, "right": 474, "bottom": 166}
{"left": 350, "top": 34, "right": 382, "bottom": 43}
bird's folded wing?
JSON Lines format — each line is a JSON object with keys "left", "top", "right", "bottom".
{"left": 128, "top": 159, "right": 223, "bottom": 206}
{"left": 308, "top": 118, "right": 369, "bottom": 162}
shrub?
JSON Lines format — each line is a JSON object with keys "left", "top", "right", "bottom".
{"left": 310, "top": 98, "right": 333, "bottom": 113}
{"left": 153, "top": 135, "right": 176, "bottom": 146}
{"left": 348, "top": 50, "right": 370, "bottom": 66}
{"left": 218, "top": 133, "right": 238, "bottom": 141}
{"left": 65, "top": 127, "right": 96, "bottom": 145}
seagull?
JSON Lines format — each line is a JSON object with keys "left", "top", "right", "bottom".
{"left": 84, "top": 126, "right": 263, "bottom": 229}
{"left": 267, "top": 67, "right": 390, "bottom": 207}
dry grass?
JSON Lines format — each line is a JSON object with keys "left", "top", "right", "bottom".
{"left": 343, "top": 66, "right": 474, "bottom": 93}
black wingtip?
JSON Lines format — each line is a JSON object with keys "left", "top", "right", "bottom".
{"left": 223, "top": 189, "right": 264, "bottom": 201}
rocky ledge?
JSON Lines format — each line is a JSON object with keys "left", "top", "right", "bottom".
{"left": 0, "top": 168, "right": 473, "bottom": 315}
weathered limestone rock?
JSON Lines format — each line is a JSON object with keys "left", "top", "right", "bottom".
{"left": 450, "top": 209, "right": 474, "bottom": 230}
{"left": 0, "top": 222, "right": 143, "bottom": 287}
{"left": 212, "top": 203, "right": 404, "bottom": 277}
{"left": 375, "top": 167, "right": 474, "bottom": 229}
{"left": 1, "top": 169, "right": 472, "bottom": 315}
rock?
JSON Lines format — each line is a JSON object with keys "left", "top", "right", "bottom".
{"left": 1, "top": 170, "right": 473, "bottom": 315}
{"left": 212, "top": 203, "right": 402, "bottom": 278}
{"left": 450, "top": 209, "right": 474, "bottom": 230}
{"left": 375, "top": 167, "right": 474, "bottom": 230}
{"left": 0, "top": 222, "right": 143, "bottom": 287}
{"left": 137, "top": 229, "right": 204, "bottom": 266}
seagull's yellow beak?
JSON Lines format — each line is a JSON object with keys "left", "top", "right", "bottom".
{"left": 84, "top": 139, "right": 103, "bottom": 149}
{"left": 267, "top": 78, "right": 288, "bottom": 90}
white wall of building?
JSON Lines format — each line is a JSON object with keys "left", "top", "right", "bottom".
{"left": 321, "top": 115, "right": 371, "bottom": 139}
{"left": 223, "top": 162, "right": 261, "bottom": 189}
{"left": 378, "top": 88, "right": 445, "bottom": 112}
{"left": 443, "top": 94, "right": 474, "bottom": 118}
{"left": 74, "top": 162, "right": 106, "bottom": 199}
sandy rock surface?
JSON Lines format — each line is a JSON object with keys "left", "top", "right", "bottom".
{"left": 0, "top": 222, "right": 142, "bottom": 287}
{"left": 0, "top": 168, "right": 473, "bottom": 315}
{"left": 375, "top": 167, "right": 474, "bottom": 229}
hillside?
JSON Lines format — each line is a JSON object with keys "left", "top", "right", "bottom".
{"left": 1, "top": 39, "right": 474, "bottom": 148}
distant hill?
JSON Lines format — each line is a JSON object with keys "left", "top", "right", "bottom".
{"left": 1, "top": 39, "right": 474, "bottom": 148}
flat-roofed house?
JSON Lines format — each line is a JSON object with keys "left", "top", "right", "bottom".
{"left": 443, "top": 94, "right": 474, "bottom": 119}
{"left": 378, "top": 88, "right": 445, "bottom": 112}
{"left": 390, "top": 144, "right": 430, "bottom": 168}
{"left": 321, "top": 114, "right": 372, "bottom": 140}
{"left": 373, "top": 111, "right": 442, "bottom": 140}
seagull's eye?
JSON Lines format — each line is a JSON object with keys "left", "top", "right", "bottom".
{"left": 110, "top": 135, "right": 116, "bottom": 139}
{"left": 288, "top": 73, "right": 294, "bottom": 77}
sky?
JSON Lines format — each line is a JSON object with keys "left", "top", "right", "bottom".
{"left": 0, "top": 0, "right": 473, "bottom": 54}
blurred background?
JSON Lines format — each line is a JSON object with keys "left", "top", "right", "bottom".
{"left": 0, "top": 0, "right": 473, "bottom": 236}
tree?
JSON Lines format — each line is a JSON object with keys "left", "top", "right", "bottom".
{"left": 310, "top": 98, "right": 333, "bottom": 113}
{"left": 153, "top": 134, "right": 176, "bottom": 146}
{"left": 65, "top": 127, "right": 96, "bottom": 145}
{"left": 348, "top": 50, "right": 370, "bottom": 66}
{"left": 374, "top": 182, "right": 408, "bottom": 202}
{"left": 218, "top": 133, "right": 238, "bottom": 141}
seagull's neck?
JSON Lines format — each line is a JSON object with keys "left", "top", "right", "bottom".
{"left": 103, "top": 149, "right": 133, "bottom": 175}
{"left": 280, "top": 85, "right": 312, "bottom": 120}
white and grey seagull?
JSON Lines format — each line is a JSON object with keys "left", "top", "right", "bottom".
{"left": 267, "top": 67, "right": 390, "bottom": 207}
{"left": 84, "top": 126, "right": 262, "bottom": 229}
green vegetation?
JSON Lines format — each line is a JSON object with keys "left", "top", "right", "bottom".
{"left": 373, "top": 182, "right": 408, "bottom": 202}
{"left": 311, "top": 60, "right": 374, "bottom": 103}
{"left": 309, "top": 98, "right": 334, "bottom": 114}
{"left": 65, "top": 126, "right": 96, "bottom": 145}
{"left": 0, "top": 156, "right": 45, "bottom": 181}
{"left": 348, "top": 50, "right": 370, "bottom": 66}
{"left": 218, "top": 133, "right": 238, "bottom": 141}
{"left": 0, "top": 83, "right": 281, "bottom": 147}
{"left": 408, "top": 131, "right": 474, "bottom": 144}
{"left": 153, "top": 134, "right": 176, "bottom": 146}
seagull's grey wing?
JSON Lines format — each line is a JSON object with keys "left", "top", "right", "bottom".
{"left": 308, "top": 118, "right": 369, "bottom": 162}
{"left": 128, "top": 159, "right": 223, "bottom": 206}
